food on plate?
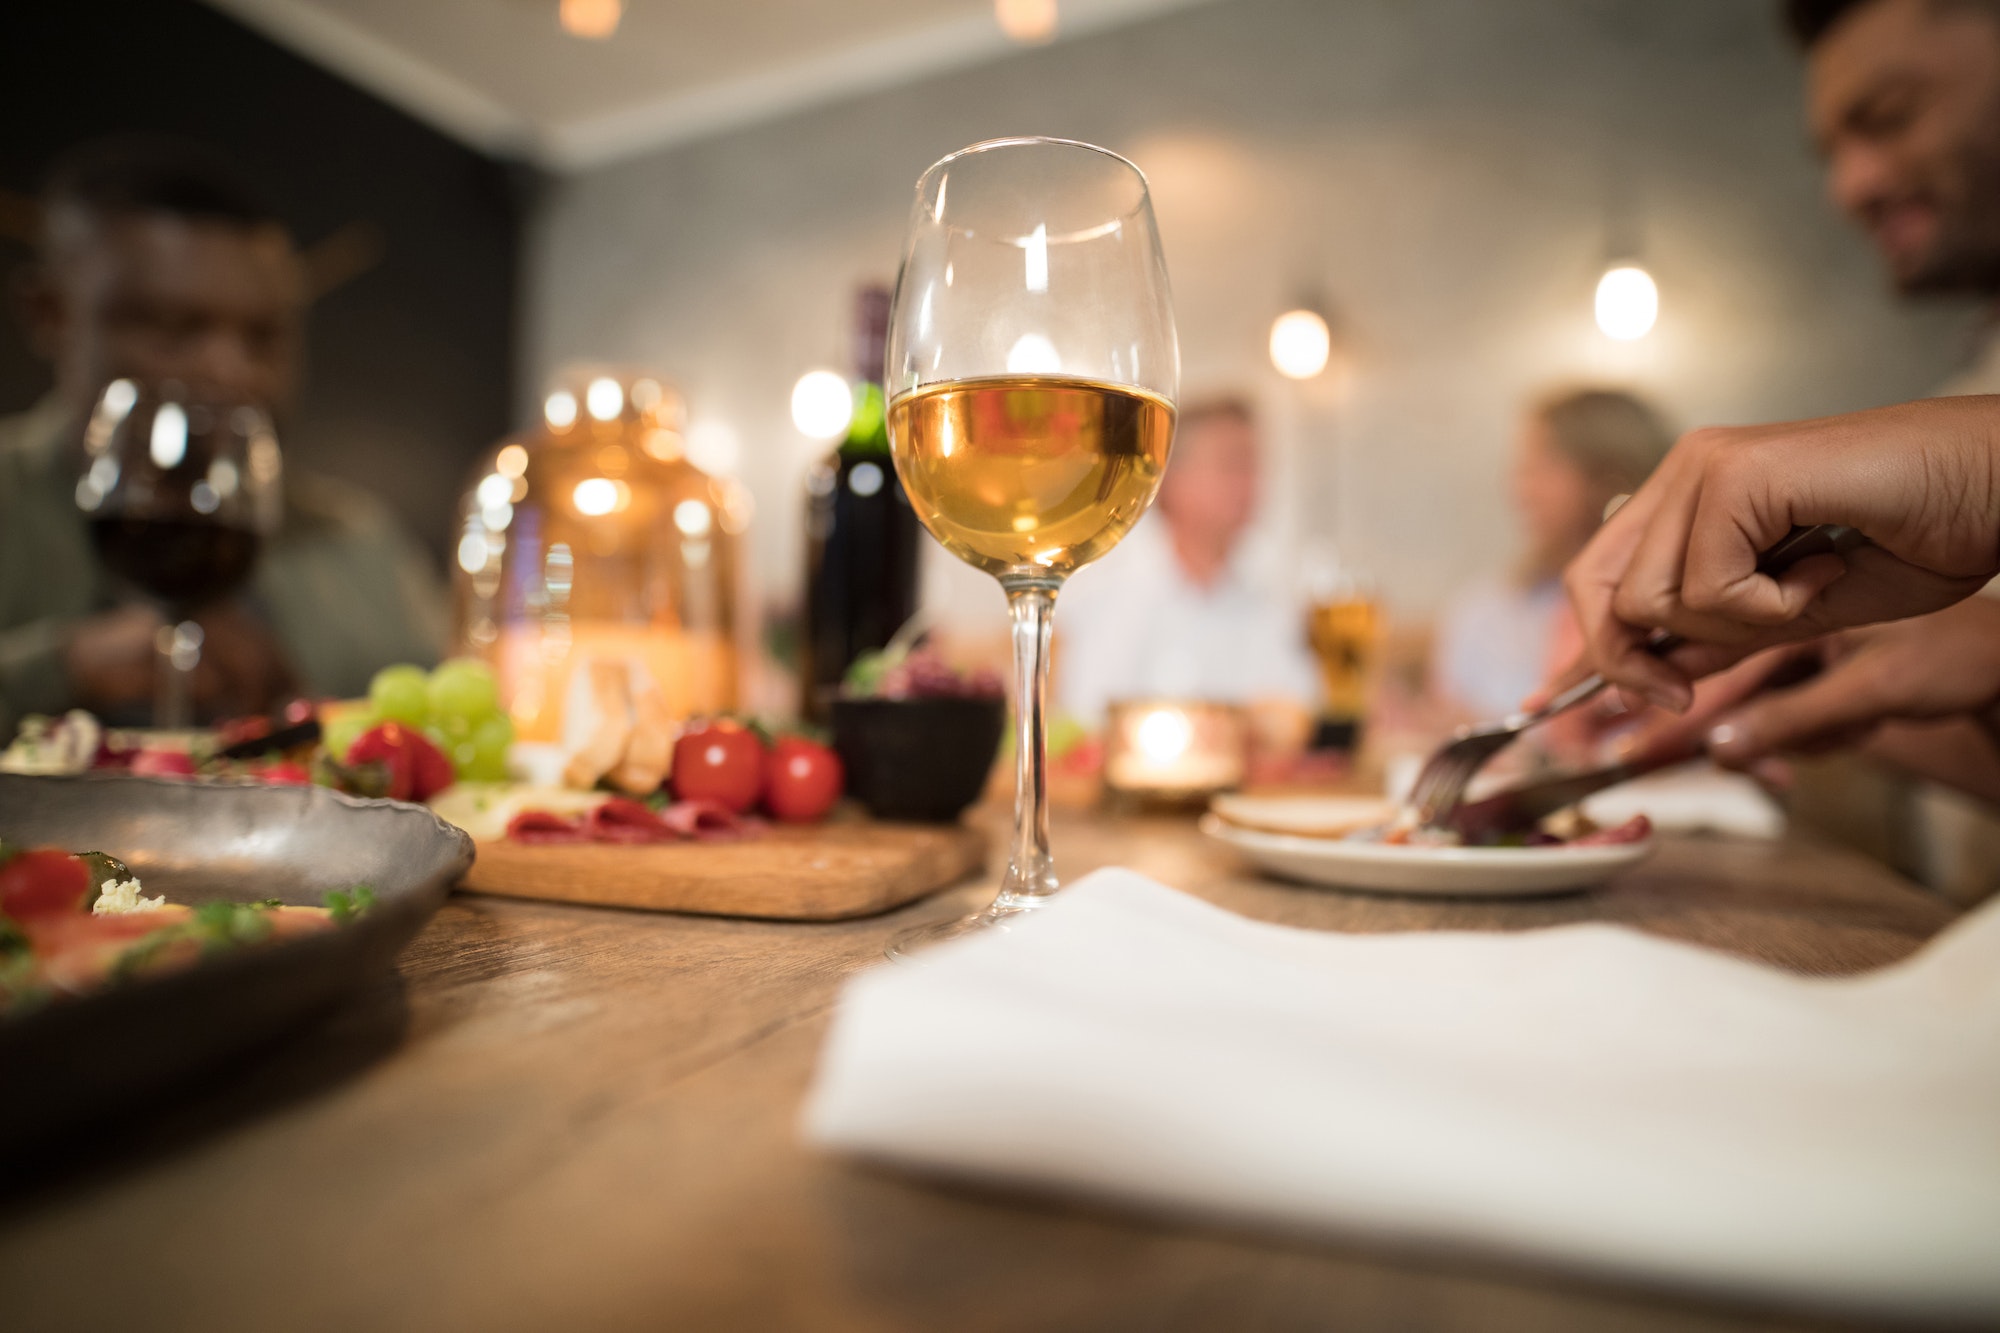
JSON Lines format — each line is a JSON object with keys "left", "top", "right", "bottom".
{"left": 319, "top": 700, "right": 377, "bottom": 770}
{"left": 503, "top": 797, "right": 747, "bottom": 846}
{"left": 564, "top": 660, "right": 636, "bottom": 791}
{"left": 0, "top": 711, "right": 104, "bottom": 776}
{"left": 1209, "top": 792, "right": 1653, "bottom": 849}
{"left": 670, "top": 719, "right": 766, "bottom": 814}
{"left": 611, "top": 674, "right": 677, "bottom": 797}
{"left": 429, "top": 782, "right": 606, "bottom": 842}
{"left": 1208, "top": 794, "right": 1400, "bottom": 840}
{"left": 0, "top": 658, "right": 516, "bottom": 802}
{"left": 470, "top": 717, "right": 848, "bottom": 846}
{"left": 341, "top": 722, "right": 456, "bottom": 803}
{"left": 327, "top": 659, "right": 514, "bottom": 787}
{"left": 368, "top": 663, "right": 432, "bottom": 726}
{"left": 0, "top": 842, "right": 372, "bottom": 1015}
{"left": 550, "top": 660, "right": 681, "bottom": 797}
{"left": 764, "top": 736, "right": 844, "bottom": 824}
{"left": 1364, "top": 812, "right": 1653, "bottom": 847}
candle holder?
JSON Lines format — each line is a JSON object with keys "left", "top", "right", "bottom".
{"left": 1101, "top": 699, "right": 1250, "bottom": 810}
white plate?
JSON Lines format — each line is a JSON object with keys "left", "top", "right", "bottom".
{"left": 1200, "top": 813, "right": 1653, "bottom": 898}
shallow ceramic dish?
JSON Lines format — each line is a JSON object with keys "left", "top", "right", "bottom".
{"left": 0, "top": 773, "right": 471, "bottom": 1144}
{"left": 1200, "top": 812, "right": 1652, "bottom": 898}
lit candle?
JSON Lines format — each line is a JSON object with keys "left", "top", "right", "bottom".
{"left": 1103, "top": 700, "right": 1250, "bottom": 803}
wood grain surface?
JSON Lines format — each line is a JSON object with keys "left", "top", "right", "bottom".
{"left": 0, "top": 810, "right": 1961, "bottom": 1333}
{"left": 460, "top": 820, "right": 987, "bottom": 920}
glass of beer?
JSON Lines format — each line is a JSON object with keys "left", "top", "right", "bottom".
{"left": 884, "top": 138, "right": 1179, "bottom": 955}
{"left": 1306, "top": 595, "right": 1380, "bottom": 741}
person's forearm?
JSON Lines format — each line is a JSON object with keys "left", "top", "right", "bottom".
{"left": 1862, "top": 716, "right": 2000, "bottom": 808}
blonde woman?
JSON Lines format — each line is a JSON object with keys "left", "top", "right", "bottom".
{"left": 1431, "top": 388, "right": 1674, "bottom": 719}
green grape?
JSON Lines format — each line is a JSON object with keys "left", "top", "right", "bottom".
{"left": 463, "top": 712, "right": 514, "bottom": 781}
{"left": 368, "top": 664, "right": 431, "bottom": 726}
{"left": 427, "top": 658, "right": 499, "bottom": 724}
{"left": 320, "top": 706, "right": 376, "bottom": 763}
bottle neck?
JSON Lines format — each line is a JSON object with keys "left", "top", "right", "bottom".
{"left": 837, "top": 381, "right": 890, "bottom": 460}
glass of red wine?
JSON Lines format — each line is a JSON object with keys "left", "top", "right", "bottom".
{"left": 74, "top": 379, "right": 282, "bottom": 727}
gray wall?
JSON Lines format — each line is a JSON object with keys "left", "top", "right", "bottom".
{"left": 525, "top": 0, "right": 1977, "bottom": 634}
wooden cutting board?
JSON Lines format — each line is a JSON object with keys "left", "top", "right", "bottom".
{"left": 458, "top": 820, "right": 988, "bottom": 920}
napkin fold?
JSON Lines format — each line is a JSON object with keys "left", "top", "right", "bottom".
{"left": 804, "top": 871, "right": 2000, "bottom": 1320}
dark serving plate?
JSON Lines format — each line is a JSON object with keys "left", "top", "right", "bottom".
{"left": 0, "top": 773, "right": 472, "bottom": 1146}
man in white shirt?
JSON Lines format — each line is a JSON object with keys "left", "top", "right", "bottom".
{"left": 1055, "top": 398, "right": 1317, "bottom": 724}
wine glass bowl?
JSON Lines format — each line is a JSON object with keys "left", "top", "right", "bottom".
{"left": 884, "top": 138, "right": 1179, "bottom": 955}
{"left": 75, "top": 379, "right": 283, "bottom": 725}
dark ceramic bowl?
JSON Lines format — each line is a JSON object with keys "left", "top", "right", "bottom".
{"left": 831, "top": 696, "right": 1006, "bottom": 823}
{"left": 0, "top": 773, "right": 471, "bottom": 1146}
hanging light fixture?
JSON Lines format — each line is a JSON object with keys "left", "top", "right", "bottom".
{"left": 1594, "top": 264, "right": 1659, "bottom": 341}
{"left": 997, "top": 0, "right": 1058, "bottom": 44}
{"left": 1269, "top": 308, "right": 1333, "bottom": 379}
{"left": 1591, "top": 162, "right": 1657, "bottom": 341}
{"left": 791, "top": 370, "right": 854, "bottom": 440}
{"left": 560, "top": 0, "right": 622, "bottom": 40}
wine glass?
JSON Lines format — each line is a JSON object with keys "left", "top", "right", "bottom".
{"left": 74, "top": 379, "right": 283, "bottom": 727}
{"left": 884, "top": 137, "right": 1179, "bottom": 956}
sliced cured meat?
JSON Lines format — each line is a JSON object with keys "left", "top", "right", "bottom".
{"left": 504, "top": 809, "right": 592, "bottom": 845}
{"left": 585, "top": 798, "right": 679, "bottom": 844}
{"left": 657, "top": 800, "right": 744, "bottom": 841}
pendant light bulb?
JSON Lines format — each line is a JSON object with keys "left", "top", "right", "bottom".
{"left": 560, "top": 0, "right": 622, "bottom": 40}
{"left": 1594, "top": 264, "right": 1659, "bottom": 341}
{"left": 997, "top": 0, "right": 1058, "bottom": 44}
{"left": 1269, "top": 308, "right": 1332, "bottom": 380}
{"left": 791, "top": 370, "right": 854, "bottom": 440}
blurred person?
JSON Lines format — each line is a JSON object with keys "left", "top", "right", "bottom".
{"left": 1432, "top": 388, "right": 1673, "bottom": 720}
{"left": 0, "top": 137, "right": 444, "bottom": 736}
{"left": 1056, "top": 397, "right": 1316, "bottom": 724}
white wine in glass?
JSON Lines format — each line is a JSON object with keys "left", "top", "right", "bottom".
{"left": 884, "top": 138, "right": 1179, "bottom": 957}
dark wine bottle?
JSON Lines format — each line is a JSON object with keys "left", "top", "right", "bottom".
{"left": 801, "top": 286, "right": 924, "bottom": 721}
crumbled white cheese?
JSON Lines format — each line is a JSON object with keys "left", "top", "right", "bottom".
{"left": 93, "top": 878, "right": 167, "bottom": 915}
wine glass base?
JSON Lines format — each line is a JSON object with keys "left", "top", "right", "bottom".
{"left": 885, "top": 894, "right": 1050, "bottom": 962}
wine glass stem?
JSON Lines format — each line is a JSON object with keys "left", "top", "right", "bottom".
{"left": 154, "top": 618, "right": 202, "bottom": 729}
{"left": 995, "top": 577, "right": 1060, "bottom": 913}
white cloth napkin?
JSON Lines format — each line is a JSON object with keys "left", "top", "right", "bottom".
{"left": 804, "top": 871, "right": 2000, "bottom": 1320}
{"left": 1582, "top": 763, "right": 1786, "bottom": 840}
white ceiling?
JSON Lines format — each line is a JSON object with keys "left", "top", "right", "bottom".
{"left": 203, "top": 0, "right": 1218, "bottom": 172}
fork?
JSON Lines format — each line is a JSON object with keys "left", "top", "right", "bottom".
{"left": 1406, "top": 523, "right": 1864, "bottom": 829}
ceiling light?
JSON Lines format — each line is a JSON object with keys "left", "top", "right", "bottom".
{"left": 997, "top": 0, "right": 1058, "bottom": 43}
{"left": 1594, "top": 265, "right": 1658, "bottom": 341}
{"left": 1269, "top": 309, "right": 1332, "bottom": 380}
{"left": 792, "top": 371, "right": 854, "bottom": 440}
{"left": 560, "top": 0, "right": 622, "bottom": 40}
{"left": 586, "top": 376, "right": 624, "bottom": 421}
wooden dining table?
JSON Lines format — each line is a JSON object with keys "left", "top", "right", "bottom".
{"left": 0, "top": 809, "right": 1961, "bottom": 1333}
